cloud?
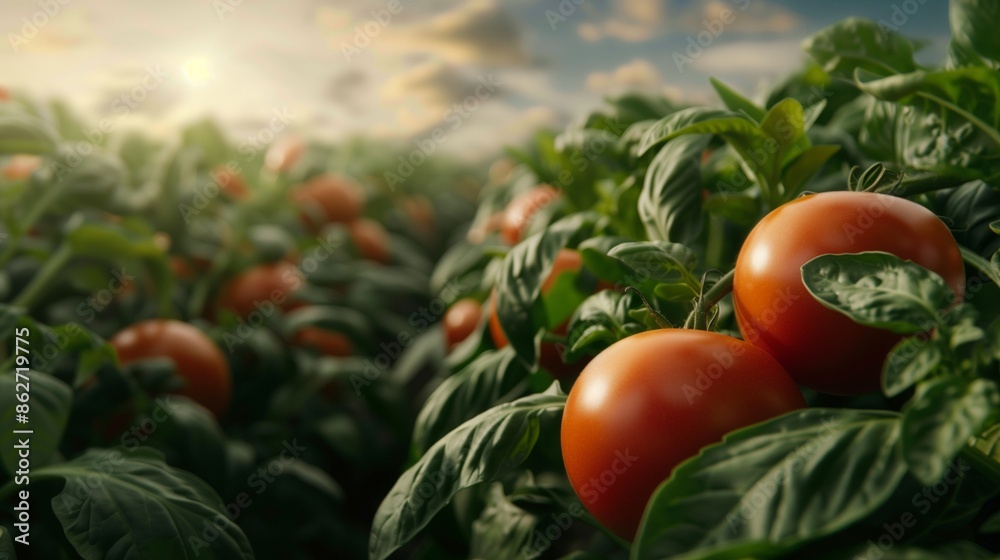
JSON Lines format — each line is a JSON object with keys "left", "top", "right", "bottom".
{"left": 690, "top": 40, "right": 805, "bottom": 76}
{"left": 378, "top": 0, "right": 532, "bottom": 66}
{"left": 681, "top": 0, "right": 801, "bottom": 34}
{"left": 585, "top": 58, "right": 689, "bottom": 103}
{"left": 380, "top": 61, "right": 501, "bottom": 133}
{"left": 577, "top": 0, "right": 666, "bottom": 43}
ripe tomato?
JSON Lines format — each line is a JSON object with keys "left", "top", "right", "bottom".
{"left": 290, "top": 174, "right": 365, "bottom": 231}
{"left": 562, "top": 329, "right": 804, "bottom": 540}
{"left": 443, "top": 298, "right": 483, "bottom": 350}
{"left": 217, "top": 261, "right": 303, "bottom": 319}
{"left": 292, "top": 327, "right": 354, "bottom": 357}
{"left": 3, "top": 155, "right": 41, "bottom": 181}
{"left": 212, "top": 166, "right": 249, "bottom": 200}
{"left": 109, "top": 319, "right": 232, "bottom": 419}
{"left": 349, "top": 218, "right": 391, "bottom": 264}
{"left": 489, "top": 248, "right": 585, "bottom": 378}
{"left": 733, "top": 191, "right": 965, "bottom": 395}
{"left": 500, "top": 185, "right": 560, "bottom": 245}
{"left": 265, "top": 135, "right": 304, "bottom": 173}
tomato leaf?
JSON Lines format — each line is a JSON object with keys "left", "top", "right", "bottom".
{"left": 470, "top": 483, "right": 539, "bottom": 560}
{"left": 781, "top": 144, "right": 840, "bottom": 195}
{"left": 565, "top": 290, "right": 645, "bottom": 362}
{"left": 412, "top": 348, "right": 531, "bottom": 455}
{"left": 633, "top": 408, "right": 906, "bottom": 560}
{"left": 496, "top": 213, "right": 597, "bottom": 366}
{"left": 0, "top": 112, "right": 59, "bottom": 155}
{"left": 369, "top": 386, "right": 566, "bottom": 560}
{"left": 801, "top": 252, "right": 953, "bottom": 334}
{"left": 960, "top": 245, "right": 1000, "bottom": 289}
{"left": 0, "top": 370, "right": 71, "bottom": 474}
{"left": 0, "top": 526, "right": 13, "bottom": 559}
{"left": 639, "top": 135, "right": 709, "bottom": 245}
{"left": 949, "top": 0, "right": 1000, "bottom": 68}
{"left": 42, "top": 447, "right": 255, "bottom": 559}
{"left": 882, "top": 335, "right": 945, "bottom": 397}
{"left": 902, "top": 377, "right": 1000, "bottom": 485}
{"left": 710, "top": 78, "right": 765, "bottom": 122}
{"left": 802, "top": 17, "right": 917, "bottom": 76}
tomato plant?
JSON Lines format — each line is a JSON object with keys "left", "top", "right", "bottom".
{"left": 733, "top": 191, "right": 965, "bottom": 395}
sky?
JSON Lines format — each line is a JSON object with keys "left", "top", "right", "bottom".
{"left": 0, "top": 0, "right": 953, "bottom": 160}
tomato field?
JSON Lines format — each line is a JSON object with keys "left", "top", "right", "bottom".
{"left": 3, "top": 0, "right": 1000, "bottom": 559}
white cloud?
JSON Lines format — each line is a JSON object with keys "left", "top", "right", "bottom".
{"left": 687, "top": 0, "right": 800, "bottom": 33}
{"left": 577, "top": 0, "right": 666, "bottom": 43}
{"left": 691, "top": 40, "right": 805, "bottom": 76}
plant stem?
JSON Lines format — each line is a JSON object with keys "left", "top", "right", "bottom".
{"left": 12, "top": 243, "right": 73, "bottom": 310}
{"left": 892, "top": 173, "right": 971, "bottom": 198}
{"left": 959, "top": 444, "right": 1000, "bottom": 487}
{"left": 683, "top": 269, "right": 735, "bottom": 330}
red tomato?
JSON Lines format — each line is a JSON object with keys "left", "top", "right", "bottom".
{"left": 443, "top": 298, "right": 483, "bottom": 350}
{"left": 500, "top": 185, "right": 560, "bottom": 245}
{"left": 212, "top": 166, "right": 250, "bottom": 200}
{"left": 217, "top": 261, "right": 303, "bottom": 319}
{"left": 265, "top": 136, "right": 304, "bottom": 173}
{"left": 290, "top": 174, "right": 365, "bottom": 231}
{"left": 489, "top": 248, "right": 585, "bottom": 379}
{"left": 562, "top": 329, "right": 805, "bottom": 540}
{"left": 733, "top": 191, "right": 965, "bottom": 395}
{"left": 3, "top": 155, "right": 41, "bottom": 181}
{"left": 349, "top": 218, "right": 390, "bottom": 264}
{"left": 109, "top": 320, "right": 232, "bottom": 419}
{"left": 292, "top": 327, "right": 354, "bottom": 357}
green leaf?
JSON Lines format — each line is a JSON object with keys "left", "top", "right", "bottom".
{"left": 638, "top": 135, "right": 709, "bottom": 245}
{"left": 633, "top": 409, "right": 906, "bottom": 560}
{"left": 801, "top": 252, "right": 953, "bottom": 334}
{"left": 844, "top": 541, "right": 995, "bottom": 560}
{"left": 0, "top": 113, "right": 59, "bottom": 155}
{"left": 369, "top": 387, "right": 566, "bottom": 560}
{"left": 0, "top": 370, "right": 71, "bottom": 473}
{"left": 470, "top": 483, "right": 539, "bottom": 560}
{"left": 882, "top": 335, "right": 944, "bottom": 397}
{"left": 960, "top": 245, "right": 1000, "bottom": 288}
{"left": 760, "top": 98, "right": 807, "bottom": 165}
{"left": 970, "top": 422, "right": 1000, "bottom": 463}
{"left": 802, "top": 17, "right": 917, "bottom": 76}
{"left": 0, "top": 525, "right": 15, "bottom": 559}
{"left": 950, "top": 0, "right": 1000, "bottom": 68}
{"left": 781, "top": 144, "right": 840, "bottom": 194}
{"left": 607, "top": 241, "right": 698, "bottom": 287}
{"left": 710, "top": 78, "right": 765, "bottom": 122}
{"left": 141, "top": 396, "right": 228, "bottom": 491}
{"left": 42, "top": 447, "right": 255, "bottom": 559}
{"left": 637, "top": 107, "right": 741, "bottom": 156}
{"left": 282, "top": 305, "right": 373, "bottom": 345}
{"left": 990, "top": 219, "right": 1000, "bottom": 235}
{"left": 565, "top": 290, "right": 645, "bottom": 361}
{"left": 902, "top": 376, "right": 1000, "bottom": 485}
{"left": 412, "top": 348, "right": 531, "bottom": 454}
{"left": 496, "top": 213, "right": 596, "bottom": 365}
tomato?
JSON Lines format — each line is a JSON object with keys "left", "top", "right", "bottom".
{"left": 290, "top": 174, "right": 365, "bottom": 231}
{"left": 3, "top": 155, "right": 41, "bottom": 181}
{"left": 443, "top": 298, "right": 483, "bottom": 350}
{"left": 489, "top": 248, "right": 586, "bottom": 379}
{"left": 349, "top": 218, "right": 391, "bottom": 264}
{"left": 109, "top": 319, "right": 232, "bottom": 419}
{"left": 0, "top": 86, "right": 9, "bottom": 102}
{"left": 500, "top": 185, "right": 560, "bottom": 245}
{"left": 212, "top": 166, "right": 250, "bottom": 200}
{"left": 217, "top": 261, "right": 302, "bottom": 319}
{"left": 402, "top": 195, "right": 435, "bottom": 237}
{"left": 265, "top": 135, "right": 304, "bottom": 173}
{"left": 733, "top": 191, "right": 965, "bottom": 395}
{"left": 292, "top": 327, "right": 354, "bottom": 357}
{"left": 562, "top": 328, "right": 804, "bottom": 540}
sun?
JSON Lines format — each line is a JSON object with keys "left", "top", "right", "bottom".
{"left": 182, "top": 56, "right": 212, "bottom": 86}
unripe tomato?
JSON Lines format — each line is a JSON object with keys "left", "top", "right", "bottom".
{"left": 733, "top": 191, "right": 965, "bottom": 395}
{"left": 217, "top": 261, "right": 303, "bottom": 319}
{"left": 500, "top": 185, "right": 560, "bottom": 245}
{"left": 348, "top": 218, "right": 390, "bottom": 264}
{"left": 562, "top": 329, "right": 804, "bottom": 540}
{"left": 489, "top": 248, "right": 585, "bottom": 379}
{"left": 443, "top": 297, "right": 483, "bottom": 350}
{"left": 290, "top": 174, "right": 365, "bottom": 231}
{"left": 109, "top": 320, "right": 232, "bottom": 419}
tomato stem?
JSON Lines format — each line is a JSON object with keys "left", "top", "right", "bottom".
{"left": 959, "top": 444, "right": 1000, "bottom": 487}
{"left": 11, "top": 243, "right": 73, "bottom": 310}
{"left": 683, "top": 269, "right": 734, "bottom": 330}
{"left": 624, "top": 286, "right": 672, "bottom": 328}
